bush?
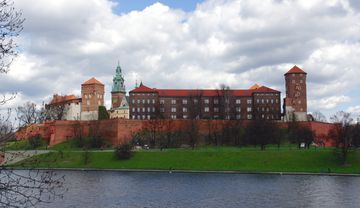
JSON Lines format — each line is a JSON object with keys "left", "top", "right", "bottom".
{"left": 28, "top": 135, "right": 46, "bottom": 149}
{"left": 114, "top": 143, "right": 133, "bottom": 160}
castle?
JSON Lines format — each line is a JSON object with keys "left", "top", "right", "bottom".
{"left": 47, "top": 65, "right": 308, "bottom": 122}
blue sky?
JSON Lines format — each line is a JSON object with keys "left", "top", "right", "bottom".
{"left": 113, "top": 0, "right": 203, "bottom": 13}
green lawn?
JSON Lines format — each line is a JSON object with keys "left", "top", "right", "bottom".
{"left": 13, "top": 147, "right": 360, "bottom": 174}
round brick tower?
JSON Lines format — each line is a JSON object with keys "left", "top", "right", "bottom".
{"left": 283, "top": 65, "right": 308, "bottom": 121}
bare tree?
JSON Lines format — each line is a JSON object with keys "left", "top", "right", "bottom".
{"left": 329, "top": 111, "right": 354, "bottom": 165}
{"left": 0, "top": 1, "right": 65, "bottom": 207}
{"left": 0, "top": 0, "right": 24, "bottom": 74}
{"left": 16, "top": 102, "right": 39, "bottom": 126}
{"left": 312, "top": 111, "right": 327, "bottom": 122}
{"left": 45, "top": 102, "right": 67, "bottom": 120}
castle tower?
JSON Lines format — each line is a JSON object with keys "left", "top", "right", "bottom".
{"left": 111, "top": 63, "right": 126, "bottom": 108}
{"left": 109, "top": 63, "right": 129, "bottom": 119}
{"left": 283, "top": 65, "right": 307, "bottom": 121}
{"left": 81, "top": 77, "right": 105, "bottom": 120}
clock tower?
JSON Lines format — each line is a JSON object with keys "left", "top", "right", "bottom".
{"left": 283, "top": 65, "right": 308, "bottom": 121}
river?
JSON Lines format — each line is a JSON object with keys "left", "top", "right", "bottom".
{"left": 26, "top": 170, "right": 359, "bottom": 208}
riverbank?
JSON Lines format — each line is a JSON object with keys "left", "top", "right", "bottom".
{"left": 12, "top": 147, "right": 360, "bottom": 174}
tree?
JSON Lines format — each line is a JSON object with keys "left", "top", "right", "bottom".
{"left": 45, "top": 102, "right": 67, "bottom": 120}
{"left": 329, "top": 111, "right": 353, "bottom": 165}
{"left": 16, "top": 102, "right": 40, "bottom": 126}
{"left": 98, "top": 106, "right": 109, "bottom": 120}
{"left": 0, "top": 0, "right": 24, "bottom": 74}
{"left": 245, "top": 120, "right": 277, "bottom": 150}
{"left": 1, "top": 1, "right": 65, "bottom": 207}
{"left": 312, "top": 111, "right": 327, "bottom": 122}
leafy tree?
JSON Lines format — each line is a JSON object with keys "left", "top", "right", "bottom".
{"left": 245, "top": 120, "right": 277, "bottom": 150}
{"left": 114, "top": 143, "right": 133, "bottom": 160}
{"left": 98, "top": 105, "right": 109, "bottom": 120}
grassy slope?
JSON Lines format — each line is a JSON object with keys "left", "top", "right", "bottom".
{"left": 14, "top": 147, "right": 360, "bottom": 173}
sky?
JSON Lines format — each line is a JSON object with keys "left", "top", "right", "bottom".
{"left": 1, "top": 0, "right": 360, "bottom": 120}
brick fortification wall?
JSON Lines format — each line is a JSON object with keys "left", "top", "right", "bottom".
{"left": 16, "top": 119, "right": 336, "bottom": 147}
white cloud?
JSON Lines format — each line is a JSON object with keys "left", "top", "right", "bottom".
{"left": 0, "top": 0, "right": 359, "bottom": 117}
{"left": 309, "top": 95, "right": 351, "bottom": 110}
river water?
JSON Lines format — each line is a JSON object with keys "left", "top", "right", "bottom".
{"left": 29, "top": 170, "right": 360, "bottom": 208}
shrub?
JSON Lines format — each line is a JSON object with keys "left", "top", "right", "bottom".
{"left": 114, "top": 143, "right": 133, "bottom": 160}
{"left": 27, "top": 135, "right": 46, "bottom": 149}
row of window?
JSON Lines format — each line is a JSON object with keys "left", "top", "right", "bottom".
{"left": 256, "top": 98, "right": 278, "bottom": 104}
{"left": 132, "top": 99, "right": 156, "bottom": 104}
{"left": 132, "top": 114, "right": 254, "bottom": 120}
{"left": 85, "top": 100, "right": 102, "bottom": 106}
{"left": 132, "top": 107, "right": 156, "bottom": 113}
{"left": 84, "top": 94, "right": 103, "bottom": 99}
{"left": 160, "top": 98, "right": 252, "bottom": 105}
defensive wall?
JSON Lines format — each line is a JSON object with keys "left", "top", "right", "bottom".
{"left": 15, "top": 119, "right": 336, "bottom": 147}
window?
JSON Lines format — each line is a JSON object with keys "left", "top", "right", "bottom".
{"left": 194, "top": 99, "right": 198, "bottom": 104}
{"left": 147, "top": 99, "right": 150, "bottom": 104}
{"left": 204, "top": 107, "right": 209, "bottom": 112}
{"left": 266, "top": 108, "right": 269, "bottom": 112}
{"left": 225, "top": 115, "right": 230, "bottom": 120}
{"left": 276, "top": 99, "right": 279, "bottom": 103}
{"left": 152, "top": 99, "right": 155, "bottom": 104}
{"left": 171, "top": 107, "right": 176, "bottom": 112}
{"left": 132, "top": 115, "right": 135, "bottom": 119}
{"left": 160, "top": 107, "right": 165, "bottom": 113}
{"left": 247, "top": 107, "right": 252, "bottom": 112}
{"left": 262, "top": 107, "right": 265, "bottom": 112}
{"left": 171, "top": 115, "right": 177, "bottom": 119}
{"left": 236, "top": 107, "right": 241, "bottom": 112}
{"left": 236, "top": 99, "right": 241, "bottom": 104}
{"left": 147, "top": 107, "right": 151, "bottom": 112}
{"left": 132, "top": 99, "right": 135, "bottom": 104}
{"left": 132, "top": 108, "right": 135, "bottom": 112}
{"left": 160, "top": 99, "right": 164, "bottom": 104}
{"left": 183, "top": 115, "right": 188, "bottom": 119}
{"left": 225, "top": 107, "right": 230, "bottom": 112}
{"left": 171, "top": 99, "right": 176, "bottom": 104}
{"left": 152, "top": 107, "right": 155, "bottom": 112}
{"left": 247, "top": 99, "right": 252, "bottom": 104}
{"left": 86, "top": 100, "right": 90, "bottom": 106}
{"left": 247, "top": 114, "right": 252, "bottom": 119}
{"left": 204, "top": 99, "right": 209, "bottom": 104}
{"left": 137, "top": 107, "right": 140, "bottom": 112}
{"left": 142, "top": 107, "right": 145, "bottom": 112}
{"left": 298, "top": 100, "right": 301, "bottom": 104}
{"left": 137, "top": 115, "right": 140, "bottom": 119}
{"left": 214, "top": 107, "right": 219, "bottom": 112}
{"left": 89, "top": 94, "right": 92, "bottom": 98}
{"left": 137, "top": 100, "right": 140, "bottom": 104}
{"left": 183, "top": 107, "right": 187, "bottom": 112}
{"left": 257, "top": 99, "right": 260, "bottom": 104}
{"left": 142, "top": 99, "right": 145, "bottom": 104}
{"left": 85, "top": 95, "right": 88, "bottom": 99}
{"left": 266, "top": 99, "right": 269, "bottom": 103}
{"left": 182, "top": 99, "right": 187, "bottom": 104}
{"left": 147, "top": 115, "right": 151, "bottom": 120}
{"left": 214, "top": 99, "right": 219, "bottom": 104}
{"left": 225, "top": 99, "right": 229, "bottom": 104}
{"left": 262, "top": 99, "right": 264, "bottom": 104}
{"left": 271, "top": 99, "right": 274, "bottom": 104}
{"left": 236, "top": 114, "right": 241, "bottom": 119}
{"left": 142, "top": 115, "right": 145, "bottom": 119}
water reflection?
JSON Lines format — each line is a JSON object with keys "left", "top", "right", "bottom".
{"left": 34, "top": 171, "right": 360, "bottom": 208}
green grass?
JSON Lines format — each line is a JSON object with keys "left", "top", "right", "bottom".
{"left": 4, "top": 140, "right": 48, "bottom": 150}
{"left": 13, "top": 147, "right": 360, "bottom": 174}
{"left": 49, "top": 139, "right": 112, "bottom": 151}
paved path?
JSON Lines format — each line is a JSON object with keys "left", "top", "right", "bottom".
{"left": 3, "top": 150, "right": 50, "bottom": 165}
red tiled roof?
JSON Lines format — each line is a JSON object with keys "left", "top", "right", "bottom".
{"left": 82, "top": 77, "right": 104, "bottom": 85}
{"left": 130, "top": 83, "right": 157, "bottom": 93}
{"left": 285, "top": 65, "right": 306, "bottom": 74}
{"left": 131, "top": 84, "right": 279, "bottom": 97}
{"left": 49, "top": 94, "right": 81, "bottom": 105}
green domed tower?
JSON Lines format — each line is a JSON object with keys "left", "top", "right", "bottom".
{"left": 111, "top": 63, "right": 127, "bottom": 109}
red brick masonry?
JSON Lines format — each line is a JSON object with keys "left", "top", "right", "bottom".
{"left": 16, "top": 119, "right": 336, "bottom": 147}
